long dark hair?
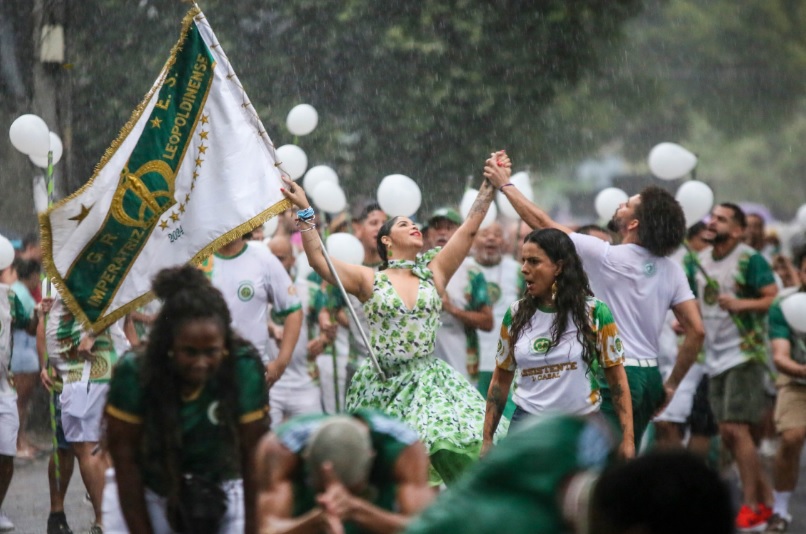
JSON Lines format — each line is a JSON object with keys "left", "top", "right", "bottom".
{"left": 376, "top": 216, "right": 400, "bottom": 270}
{"left": 140, "top": 265, "right": 258, "bottom": 503}
{"left": 509, "top": 229, "right": 597, "bottom": 370}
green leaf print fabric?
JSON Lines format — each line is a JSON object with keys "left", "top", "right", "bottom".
{"left": 345, "top": 262, "right": 508, "bottom": 486}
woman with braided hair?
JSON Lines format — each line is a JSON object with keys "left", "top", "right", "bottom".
{"left": 482, "top": 228, "right": 635, "bottom": 459}
{"left": 104, "top": 265, "right": 269, "bottom": 534}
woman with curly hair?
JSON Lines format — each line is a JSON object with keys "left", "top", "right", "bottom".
{"left": 104, "top": 265, "right": 269, "bottom": 534}
{"left": 482, "top": 229, "right": 634, "bottom": 459}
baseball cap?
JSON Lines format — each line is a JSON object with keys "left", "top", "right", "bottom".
{"left": 428, "top": 207, "right": 462, "bottom": 226}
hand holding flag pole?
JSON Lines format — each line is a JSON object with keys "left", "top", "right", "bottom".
{"left": 279, "top": 175, "right": 387, "bottom": 382}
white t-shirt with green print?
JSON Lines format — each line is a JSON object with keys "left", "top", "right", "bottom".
{"left": 496, "top": 296, "right": 624, "bottom": 416}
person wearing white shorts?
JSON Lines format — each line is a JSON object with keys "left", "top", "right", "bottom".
{"left": 46, "top": 294, "right": 130, "bottom": 534}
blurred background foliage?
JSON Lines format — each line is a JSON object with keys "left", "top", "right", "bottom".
{"left": 2, "top": 0, "right": 805, "bottom": 237}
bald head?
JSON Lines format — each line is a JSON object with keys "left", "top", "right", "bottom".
{"left": 304, "top": 416, "right": 375, "bottom": 491}
{"left": 269, "top": 235, "right": 295, "bottom": 273}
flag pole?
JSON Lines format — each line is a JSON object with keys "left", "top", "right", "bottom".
{"left": 315, "top": 233, "right": 387, "bottom": 382}
{"left": 44, "top": 148, "right": 62, "bottom": 492}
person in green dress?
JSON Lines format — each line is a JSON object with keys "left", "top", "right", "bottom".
{"left": 104, "top": 265, "right": 269, "bottom": 534}
{"left": 280, "top": 152, "right": 510, "bottom": 486}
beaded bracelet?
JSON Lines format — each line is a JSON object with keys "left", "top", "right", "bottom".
{"left": 499, "top": 183, "right": 515, "bottom": 191}
{"left": 299, "top": 224, "right": 317, "bottom": 233}
{"left": 297, "top": 206, "right": 315, "bottom": 220}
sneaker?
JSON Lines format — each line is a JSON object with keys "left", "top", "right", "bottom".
{"left": 736, "top": 504, "right": 769, "bottom": 532}
{"left": 0, "top": 510, "right": 14, "bottom": 532}
{"left": 765, "top": 513, "right": 790, "bottom": 533}
{"left": 47, "top": 513, "right": 73, "bottom": 534}
{"left": 758, "top": 504, "right": 774, "bottom": 523}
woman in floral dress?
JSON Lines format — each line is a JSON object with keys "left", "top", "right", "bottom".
{"left": 280, "top": 152, "right": 509, "bottom": 485}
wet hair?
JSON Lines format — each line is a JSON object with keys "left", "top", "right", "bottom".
{"left": 22, "top": 233, "right": 39, "bottom": 249}
{"left": 686, "top": 221, "right": 707, "bottom": 240}
{"left": 576, "top": 224, "right": 608, "bottom": 236}
{"left": 305, "top": 416, "right": 374, "bottom": 490}
{"left": 509, "top": 229, "right": 596, "bottom": 370}
{"left": 591, "top": 450, "right": 733, "bottom": 534}
{"left": 718, "top": 202, "right": 747, "bottom": 229}
{"left": 12, "top": 258, "right": 40, "bottom": 280}
{"left": 634, "top": 186, "right": 686, "bottom": 257}
{"left": 376, "top": 216, "right": 401, "bottom": 270}
{"left": 352, "top": 199, "right": 384, "bottom": 223}
{"left": 139, "top": 265, "right": 263, "bottom": 509}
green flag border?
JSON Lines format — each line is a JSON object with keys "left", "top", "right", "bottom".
{"left": 39, "top": 6, "right": 291, "bottom": 333}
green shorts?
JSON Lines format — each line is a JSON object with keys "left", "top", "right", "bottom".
{"left": 709, "top": 361, "right": 766, "bottom": 424}
{"left": 599, "top": 365, "right": 664, "bottom": 450}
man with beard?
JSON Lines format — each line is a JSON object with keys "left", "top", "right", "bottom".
{"left": 485, "top": 157, "right": 705, "bottom": 452}
{"left": 428, "top": 208, "right": 494, "bottom": 380}
{"left": 471, "top": 221, "right": 522, "bottom": 414}
{"left": 688, "top": 203, "right": 778, "bottom": 532}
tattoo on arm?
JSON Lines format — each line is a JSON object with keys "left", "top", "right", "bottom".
{"left": 470, "top": 182, "right": 495, "bottom": 216}
{"left": 611, "top": 382, "right": 625, "bottom": 413}
{"left": 484, "top": 384, "right": 506, "bottom": 437}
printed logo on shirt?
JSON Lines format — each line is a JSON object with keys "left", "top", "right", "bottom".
{"left": 643, "top": 261, "right": 657, "bottom": 277}
{"left": 614, "top": 338, "right": 623, "bottom": 353}
{"left": 487, "top": 282, "right": 501, "bottom": 304}
{"left": 207, "top": 401, "right": 221, "bottom": 425}
{"left": 703, "top": 279, "right": 720, "bottom": 306}
{"left": 288, "top": 284, "right": 297, "bottom": 296}
{"left": 531, "top": 337, "right": 551, "bottom": 354}
{"left": 237, "top": 281, "right": 255, "bottom": 302}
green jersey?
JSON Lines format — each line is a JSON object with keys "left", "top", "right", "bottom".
{"left": 405, "top": 414, "right": 616, "bottom": 534}
{"left": 106, "top": 343, "right": 268, "bottom": 495}
{"left": 275, "top": 409, "right": 419, "bottom": 534}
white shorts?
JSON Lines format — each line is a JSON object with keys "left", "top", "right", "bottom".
{"left": 102, "top": 468, "right": 245, "bottom": 534}
{"left": 269, "top": 384, "right": 322, "bottom": 430}
{"left": 0, "top": 393, "right": 19, "bottom": 456}
{"left": 654, "top": 363, "right": 705, "bottom": 424}
{"left": 60, "top": 382, "right": 109, "bottom": 443}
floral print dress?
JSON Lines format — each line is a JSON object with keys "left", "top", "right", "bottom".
{"left": 345, "top": 254, "right": 508, "bottom": 485}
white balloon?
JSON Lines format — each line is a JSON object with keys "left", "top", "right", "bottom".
{"left": 326, "top": 233, "right": 364, "bottom": 265}
{"left": 460, "top": 188, "right": 497, "bottom": 229}
{"left": 29, "top": 132, "right": 64, "bottom": 167}
{"left": 311, "top": 181, "right": 347, "bottom": 214}
{"left": 286, "top": 104, "right": 319, "bottom": 136}
{"left": 781, "top": 293, "right": 806, "bottom": 334}
{"left": 303, "top": 165, "right": 339, "bottom": 193}
{"left": 0, "top": 234, "right": 14, "bottom": 271}
{"left": 496, "top": 171, "right": 534, "bottom": 219}
{"left": 377, "top": 174, "right": 422, "bottom": 217}
{"left": 263, "top": 217, "right": 279, "bottom": 238}
{"left": 648, "top": 142, "right": 698, "bottom": 180}
{"left": 275, "top": 144, "right": 308, "bottom": 180}
{"left": 796, "top": 204, "right": 806, "bottom": 228}
{"left": 9, "top": 114, "right": 50, "bottom": 156}
{"left": 675, "top": 180, "right": 714, "bottom": 228}
{"left": 594, "top": 187, "right": 628, "bottom": 221}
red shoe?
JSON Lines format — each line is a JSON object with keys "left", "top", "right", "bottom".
{"left": 736, "top": 504, "right": 769, "bottom": 532}
{"left": 758, "top": 504, "right": 774, "bottom": 522}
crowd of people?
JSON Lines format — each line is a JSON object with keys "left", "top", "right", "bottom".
{"left": 0, "top": 150, "right": 804, "bottom": 534}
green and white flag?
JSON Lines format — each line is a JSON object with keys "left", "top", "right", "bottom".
{"left": 41, "top": 6, "right": 289, "bottom": 332}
